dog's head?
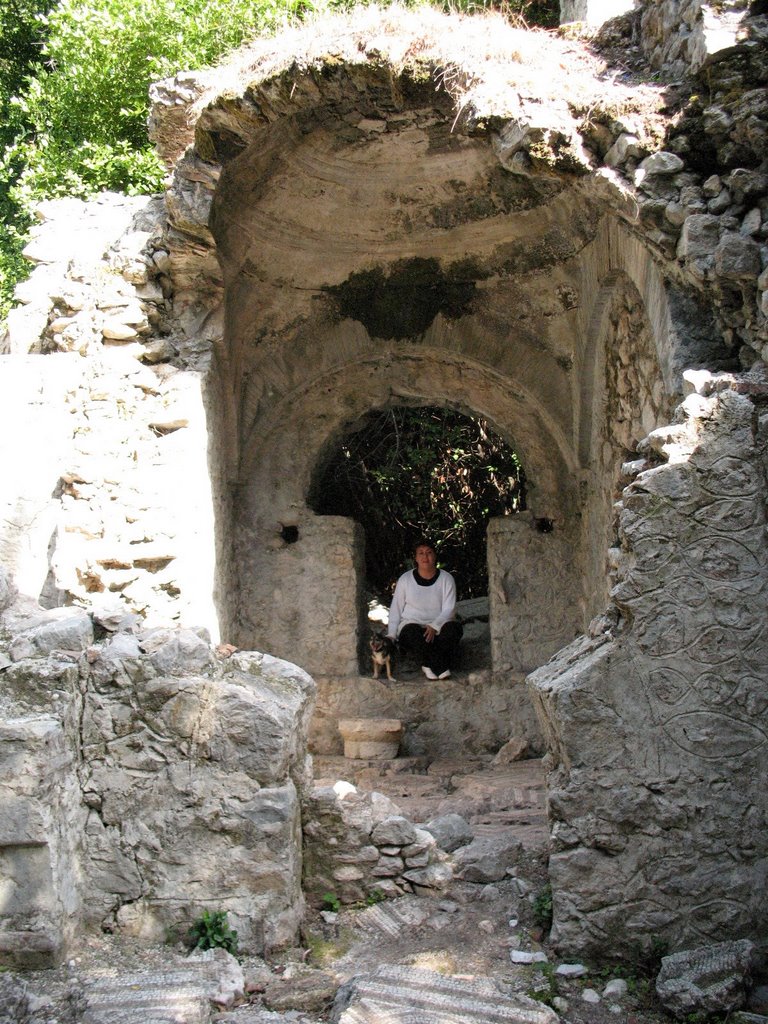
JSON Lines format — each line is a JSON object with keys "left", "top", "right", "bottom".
{"left": 370, "top": 631, "right": 391, "bottom": 654}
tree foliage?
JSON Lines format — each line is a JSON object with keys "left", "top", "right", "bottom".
{"left": 310, "top": 407, "right": 526, "bottom": 602}
{"left": 0, "top": 0, "right": 52, "bottom": 320}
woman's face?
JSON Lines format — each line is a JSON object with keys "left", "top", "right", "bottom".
{"left": 414, "top": 545, "right": 437, "bottom": 576}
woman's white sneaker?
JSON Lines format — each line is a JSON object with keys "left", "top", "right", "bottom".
{"left": 421, "top": 666, "right": 438, "bottom": 680}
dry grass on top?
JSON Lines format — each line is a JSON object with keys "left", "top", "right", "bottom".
{"left": 187, "top": 3, "right": 672, "bottom": 143}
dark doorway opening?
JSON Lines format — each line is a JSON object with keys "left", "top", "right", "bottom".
{"left": 308, "top": 406, "right": 526, "bottom": 607}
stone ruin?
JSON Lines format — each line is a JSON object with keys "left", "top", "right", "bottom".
{"left": 0, "top": 0, "right": 766, "bottom": 974}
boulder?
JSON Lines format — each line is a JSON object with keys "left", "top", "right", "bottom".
{"left": 263, "top": 965, "right": 338, "bottom": 1013}
{"left": 656, "top": 940, "right": 756, "bottom": 1018}
{"left": 422, "top": 813, "right": 475, "bottom": 852}
{"left": 451, "top": 832, "right": 523, "bottom": 882}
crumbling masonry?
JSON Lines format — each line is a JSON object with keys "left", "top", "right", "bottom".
{"left": 0, "top": 0, "right": 766, "bottom": 966}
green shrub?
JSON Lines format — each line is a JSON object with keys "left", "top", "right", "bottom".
{"left": 532, "top": 883, "right": 553, "bottom": 932}
{"left": 321, "top": 891, "right": 341, "bottom": 912}
{"left": 186, "top": 909, "right": 239, "bottom": 955}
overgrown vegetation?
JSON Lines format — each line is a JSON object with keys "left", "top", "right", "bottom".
{"left": 0, "top": 0, "right": 558, "bottom": 322}
{"left": 310, "top": 406, "right": 525, "bottom": 602}
{"left": 321, "top": 891, "right": 342, "bottom": 912}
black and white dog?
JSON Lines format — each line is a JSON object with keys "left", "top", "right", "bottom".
{"left": 370, "top": 631, "right": 396, "bottom": 682}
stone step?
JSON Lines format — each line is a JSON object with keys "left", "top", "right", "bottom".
{"left": 336, "top": 964, "right": 558, "bottom": 1024}
{"left": 352, "top": 896, "right": 433, "bottom": 938}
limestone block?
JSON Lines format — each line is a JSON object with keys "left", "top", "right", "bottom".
{"left": 339, "top": 718, "right": 402, "bottom": 760}
{"left": 656, "top": 940, "right": 756, "bottom": 1017}
{"left": 603, "top": 133, "right": 644, "bottom": 168}
{"left": 677, "top": 213, "right": 721, "bottom": 258}
{"left": 422, "top": 813, "right": 474, "bottom": 853}
{"left": 451, "top": 832, "right": 524, "bottom": 883}
{"left": 639, "top": 151, "right": 684, "bottom": 175}
{"left": 0, "top": 717, "right": 82, "bottom": 968}
{"left": 8, "top": 608, "right": 93, "bottom": 660}
{"left": 263, "top": 965, "right": 338, "bottom": 1013}
{"left": 138, "top": 627, "right": 214, "bottom": 675}
{"left": 101, "top": 319, "right": 139, "bottom": 340}
{"left": 401, "top": 862, "right": 453, "bottom": 891}
{"left": 714, "top": 232, "right": 761, "bottom": 279}
{"left": 371, "top": 815, "right": 417, "bottom": 846}
{"left": 4, "top": 304, "right": 50, "bottom": 354}
{"left": 488, "top": 514, "right": 582, "bottom": 674}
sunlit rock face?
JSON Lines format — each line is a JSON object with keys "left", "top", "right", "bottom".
{"left": 0, "top": 573, "right": 316, "bottom": 963}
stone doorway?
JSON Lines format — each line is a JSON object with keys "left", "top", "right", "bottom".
{"left": 306, "top": 403, "right": 526, "bottom": 678}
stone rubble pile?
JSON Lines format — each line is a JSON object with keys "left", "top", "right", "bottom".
{"left": 5, "top": 194, "right": 173, "bottom": 362}
{"left": 639, "top": 0, "right": 767, "bottom": 77}
{"left": 302, "top": 785, "right": 453, "bottom": 905}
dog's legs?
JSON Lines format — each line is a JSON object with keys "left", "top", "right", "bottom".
{"left": 385, "top": 656, "right": 395, "bottom": 682}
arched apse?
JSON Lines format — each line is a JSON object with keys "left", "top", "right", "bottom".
{"left": 224, "top": 341, "right": 585, "bottom": 682}
{"left": 171, "top": 27, "right": 724, "bottom": 718}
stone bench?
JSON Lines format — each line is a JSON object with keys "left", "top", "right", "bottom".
{"left": 338, "top": 718, "right": 403, "bottom": 760}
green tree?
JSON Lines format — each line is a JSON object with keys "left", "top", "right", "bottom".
{"left": 0, "top": 0, "right": 324, "bottom": 317}
{"left": 0, "top": 0, "right": 52, "bottom": 320}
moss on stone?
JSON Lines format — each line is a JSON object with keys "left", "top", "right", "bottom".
{"left": 323, "top": 257, "right": 476, "bottom": 339}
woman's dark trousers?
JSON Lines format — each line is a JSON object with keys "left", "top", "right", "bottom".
{"left": 398, "top": 621, "right": 463, "bottom": 675}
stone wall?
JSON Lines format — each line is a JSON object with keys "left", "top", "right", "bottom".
{"left": 638, "top": 0, "right": 764, "bottom": 77}
{"left": 310, "top": 669, "right": 541, "bottom": 759}
{"left": 0, "top": 569, "right": 315, "bottom": 962}
{"left": 0, "top": 196, "right": 219, "bottom": 637}
{"left": 488, "top": 515, "right": 584, "bottom": 676}
{"left": 303, "top": 787, "right": 451, "bottom": 905}
{"left": 529, "top": 370, "right": 768, "bottom": 959}
{"left": 0, "top": 715, "right": 84, "bottom": 969}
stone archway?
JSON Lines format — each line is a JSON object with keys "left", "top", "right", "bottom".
{"left": 155, "top": 43, "right": 713, "bottom": 692}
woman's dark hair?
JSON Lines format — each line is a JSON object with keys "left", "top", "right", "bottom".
{"left": 412, "top": 538, "right": 436, "bottom": 555}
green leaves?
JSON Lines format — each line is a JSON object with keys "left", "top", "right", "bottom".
{"left": 310, "top": 407, "right": 525, "bottom": 601}
{"left": 0, "top": 0, "right": 330, "bottom": 315}
{"left": 186, "top": 909, "right": 239, "bottom": 955}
